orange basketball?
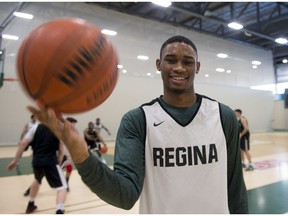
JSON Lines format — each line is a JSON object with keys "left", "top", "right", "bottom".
{"left": 17, "top": 17, "right": 119, "bottom": 114}
{"left": 101, "top": 145, "right": 108, "bottom": 154}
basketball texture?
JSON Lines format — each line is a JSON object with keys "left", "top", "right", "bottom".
{"left": 17, "top": 18, "right": 119, "bottom": 114}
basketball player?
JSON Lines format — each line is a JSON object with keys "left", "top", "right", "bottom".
{"left": 23, "top": 117, "right": 75, "bottom": 196}
{"left": 235, "top": 109, "right": 254, "bottom": 171}
{"left": 7, "top": 123, "right": 67, "bottom": 214}
{"left": 84, "top": 121, "right": 107, "bottom": 164}
{"left": 28, "top": 35, "right": 248, "bottom": 213}
{"left": 94, "top": 117, "right": 111, "bottom": 135}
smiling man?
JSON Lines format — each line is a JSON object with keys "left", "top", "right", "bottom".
{"left": 28, "top": 35, "right": 248, "bottom": 214}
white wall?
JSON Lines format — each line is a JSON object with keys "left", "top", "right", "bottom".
{"left": 272, "top": 100, "right": 288, "bottom": 130}
{"left": 0, "top": 74, "right": 274, "bottom": 145}
{"left": 0, "top": 2, "right": 276, "bottom": 145}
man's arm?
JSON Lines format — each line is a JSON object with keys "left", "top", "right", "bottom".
{"left": 7, "top": 138, "right": 30, "bottom": 170}
{"left": 19, "top": 123, "right": 28, "bottom": 140}
{"left": 220, "top": 104, "right": 248, "bottom": 213}
{"left": 102, "top": 125, "right": 111, "bottom": 135}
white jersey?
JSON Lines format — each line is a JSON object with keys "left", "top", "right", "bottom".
{"left": 24, "top": 122, "right": 39, "bottom": 142}
{"left": 94, "top": 123, "right": 104, "bottom": 133}
{"left": 140, "top": 97, "right": 229, "bottom": 214}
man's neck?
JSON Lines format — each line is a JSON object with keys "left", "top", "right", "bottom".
{"left": 162, "top": 92, "right": 197, "bottom": 108}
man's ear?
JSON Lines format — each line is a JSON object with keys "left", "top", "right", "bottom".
{"left": 196, "top": 61, "right": 201, "bottom": 74}
{"left": 156, "top": 59, "right": 161, "bottom": 71}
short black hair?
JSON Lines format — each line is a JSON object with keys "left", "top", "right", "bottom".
{"left": 160, "top": 35, "right": 198, "bottom": 59}
{"left": 66, "top": 117, "right": 77, "bottom": 123}
{"left": 235, "top": 109, "right": 242, "bottom": 114}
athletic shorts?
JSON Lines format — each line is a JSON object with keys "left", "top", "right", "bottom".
{"left": 240, "top": 134, "right": 250, "bottom": 151}
{"left": 33, "top": 165, "right": 67, "bottom": 190}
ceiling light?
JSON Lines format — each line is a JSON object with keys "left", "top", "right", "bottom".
{"left": 137, "top": 55, "right": 149, "bottom": 60}
{"left": 151, "top": 0, "right": 171, "bottom": 7}
{"left": 227, "top": 22, "right": 243, "bottom": 30}
{"left": 216, "top": 68, "right": 225, "bottom": 72}
{"left": 252, "top": 65, "right": 257, "bottom": 69}
{"left": 147, "top": 72, "right": 152, "bottom": 76}
{"left": 101, "top": 29, "right": 117, "bottom": 36}
{"left": 283, "top": 59, "right": 288, "bottom": 64}
{"left": 205, "top": 74, "right": 209, "bottom": 77}
{"left": 275, "top": 37, "right": 288, "bottom": 44}
{"left": 156, "top": 70, "right": 161, "bottom": 74}
{"left": 252, "top": 60, "right": 261, "bottom": 65}
{"left": 217, "top": 53, "right": 228, "bottom": 58}
{"left": 13, "top": 12, "right": 34, "bottom": 19}
{"left": 2, "top": 34, "right": 19, "bottom": 40}
{"left": 117, "top": 64, "right": 123, "bottom": 69}
{"left": 122, "top": 70, "right": 127, "bottom": 73}
{"left": 0, "top": 50, "right": 2, "bottom": 55}
{"left": 226, "top": 70, "right": 231, "bottom": 73}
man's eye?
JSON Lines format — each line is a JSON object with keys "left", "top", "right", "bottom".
{"left": 184, "top": 61, "right": 194, "bottom": 65}
{"left": 166, "top": 59, "right": 176, "bottom": 63}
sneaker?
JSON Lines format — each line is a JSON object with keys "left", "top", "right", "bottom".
{"left": 245, "top": 165, "right": 254, "bottom": 171}
{"left": 56, "top": 209, "right": 65, "bottom": 214}
{"left": 26, "top": 202, "right": 37, "bottom": 213}
{"left": 23, "top": 188, "right": 30, "bottom": 197}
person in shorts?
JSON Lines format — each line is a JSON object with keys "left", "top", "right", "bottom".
{"left": 8, "top": 123, "right": 67, "bottom": 214}
{"left": 235, "top": 109, "right": 254, "bottom": 171}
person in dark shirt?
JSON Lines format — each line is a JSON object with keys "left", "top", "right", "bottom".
{"left": 8, "top": 124, "right": 67, "bottom": 214}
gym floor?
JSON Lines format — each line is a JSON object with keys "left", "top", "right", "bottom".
{"left": 0, "top": 132, "right": 288, "bottom": 214}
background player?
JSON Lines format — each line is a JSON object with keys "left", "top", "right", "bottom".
{"left": 235, "top": 109, "right": 254, "bottom": 171}
{"left": 7, "top": 123, "right": 67, "bottom": 214}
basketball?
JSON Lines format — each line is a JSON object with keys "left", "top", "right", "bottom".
{"left": 101, "top": 144, "right": 108, "bottom": 154}
{"left": 17, "top": 17, "right": 119, "bottom": 114}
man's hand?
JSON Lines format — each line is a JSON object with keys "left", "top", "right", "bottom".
{"left": 7, "top": 160, "right": 18, "bottom": 171}
{"left": 27, "top": 101, "right": 89, "bottom": 164}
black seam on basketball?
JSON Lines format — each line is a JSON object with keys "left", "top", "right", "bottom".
{"left": 48, "top": 42, "right": 117, "bottom": 112}
{"left": 33, "top": 22, "right": 94, "bottom": 99}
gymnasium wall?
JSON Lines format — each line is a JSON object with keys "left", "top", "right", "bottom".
{"left": 0, "top": 2, "right": 275, "bottom": 145}
{"left": 0, "top": 74, "right": 274, "bottom": 146}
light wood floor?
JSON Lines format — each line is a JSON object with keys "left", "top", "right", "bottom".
{"left": 0, "top": 132, "right": 288, "bottom": 214}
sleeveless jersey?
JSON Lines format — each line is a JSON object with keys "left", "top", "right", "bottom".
{"left": 85, "top": 130, "right": 97, "bottom": 149}
{"left": 94, "top": 123, "right": 103, "bottom": 133}
{"left": 140, "top": 96, "right": 229, "bottom": 213}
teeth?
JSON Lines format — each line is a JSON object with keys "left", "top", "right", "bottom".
{"left": 172, "top": 76, "right": 186, "bottom": 80}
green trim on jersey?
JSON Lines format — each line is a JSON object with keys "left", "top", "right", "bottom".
{"left": 76, "top": 94, "right": 248, "bottom": 213}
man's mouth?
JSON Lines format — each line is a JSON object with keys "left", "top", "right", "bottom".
{"left": 170, "top": 75, "right": 188, "bottom": 80}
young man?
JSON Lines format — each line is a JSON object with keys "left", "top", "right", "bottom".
{"left": 28, "top": 35, "right": 248, "bottom": 213}
{"left": 94, "top": 118, "right": 111, "bottom": 135}
{"left": 84, "top": 121, "right": 107, "bottom": 164}
{"left": 7, "top": 123, "right": 67, "bottom": 214}
{"left": 235, "top": 109, "right": 254, "bottom": 171}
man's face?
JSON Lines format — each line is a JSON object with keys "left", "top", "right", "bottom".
{"left": 156, "top": 42, "right": 200, "bottom": 94}
{"left": 88, "top": 122, "right": 94, "bottom": 129}
{"left": 235, "top": 111, "right": 241, "bottom": 119}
